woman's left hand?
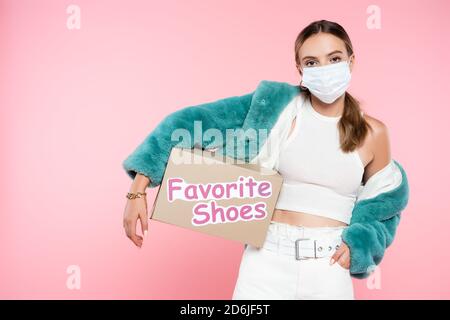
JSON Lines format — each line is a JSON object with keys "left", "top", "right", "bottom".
{"left": 330, "top": 242, "right": 351, "bottom": 270}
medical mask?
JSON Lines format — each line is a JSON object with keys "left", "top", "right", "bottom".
{"left": 301, "top": 60, "right": 352, "bottom": 104}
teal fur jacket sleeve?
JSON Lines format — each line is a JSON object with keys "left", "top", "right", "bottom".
{"left": 122, "top": 80, "right": 410, "bottom": 279}
{"left": 122, "top": 90, "right": 255, "bottom": 188}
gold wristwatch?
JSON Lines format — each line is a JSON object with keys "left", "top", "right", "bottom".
{"left": 126, "top": 192, "right": 147, "bottom": 199}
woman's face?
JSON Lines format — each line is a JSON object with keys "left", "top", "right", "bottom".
{"left": 297, "top": 32, "right": 354, "bottom": 74}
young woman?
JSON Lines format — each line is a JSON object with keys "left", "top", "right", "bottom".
{"left": 122, "top": 20, "right": 409, "bottom": 300}
{"left": 231, "top": 20, "right": 387, "bottom": 300}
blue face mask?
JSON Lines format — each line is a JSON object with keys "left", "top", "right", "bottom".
{"left": 301, "top": 61, "right": 352, "bottom": 104}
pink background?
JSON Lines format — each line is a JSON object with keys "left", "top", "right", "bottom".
{"left": 1, "top": 0, "right": 449, "bottom": 299}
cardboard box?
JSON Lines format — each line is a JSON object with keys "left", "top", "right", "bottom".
{"left": 150, "top": 146, "right": 283, "bottom": 248}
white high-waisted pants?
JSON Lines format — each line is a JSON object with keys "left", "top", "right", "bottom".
{"left": 232, "top": 221, "right": 354, "bottom": 300}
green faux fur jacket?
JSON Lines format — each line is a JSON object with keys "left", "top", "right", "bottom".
{"left": 122, "top": 80, "right": 410, "bottom": 279}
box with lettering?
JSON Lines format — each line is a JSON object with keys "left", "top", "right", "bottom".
{"left": 150, "top": 146, "right": 283, "bottom": 248}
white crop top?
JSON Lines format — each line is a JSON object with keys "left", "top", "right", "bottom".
{"left": 274, "top": 93, "right": 365, "bottom": 224}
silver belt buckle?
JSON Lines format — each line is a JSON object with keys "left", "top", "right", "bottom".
{"left": 295, "top": 238, "right": 317, "bottom": 260}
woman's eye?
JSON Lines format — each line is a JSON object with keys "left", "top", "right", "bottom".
{"left": 305, "top": 61, "right": 316, "bottom": 67}
{"left": 331, "top": 56, "right": 342, "bottom": 63}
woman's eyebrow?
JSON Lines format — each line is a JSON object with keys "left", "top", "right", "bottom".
{"left": 302, "top": 50, "right": 344, "bottom": 61}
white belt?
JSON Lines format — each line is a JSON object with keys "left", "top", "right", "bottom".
{"left": 260, "top": 236, "right": 342, "bottom": 260}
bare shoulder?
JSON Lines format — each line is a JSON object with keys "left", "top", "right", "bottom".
{"left": 362, "top": 113, "right": 390, "bottom": 145}
{"left": 364, "top": 113, "right": 388, "bottom": 134}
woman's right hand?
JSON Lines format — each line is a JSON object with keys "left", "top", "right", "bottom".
{"left": 123, "top": 173, "right": 151, "bottom": 248}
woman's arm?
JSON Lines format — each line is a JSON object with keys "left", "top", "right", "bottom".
{"left": 122, "top": 88, "right": 255, "bottom": 247}
{"left": 362, "top": 117, "right": 391, "bottom": 184}
{"left": 341, "top": 119, "right": 410, "bottom": 278}
{"left": 123, "top": 173, "right": 151, "bottom": 248}
{"left": 130, "top": 173, "right": 151, "bottom": 192}
{"left": 331, "top": 117, "right": 392, "bottom": 270}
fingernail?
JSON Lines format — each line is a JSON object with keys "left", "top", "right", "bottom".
{"left": 144, "top": 230, "right": 148, "bottom": 238}
{"left": 329, "top": 258, "right": 335, "bottom": 265}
